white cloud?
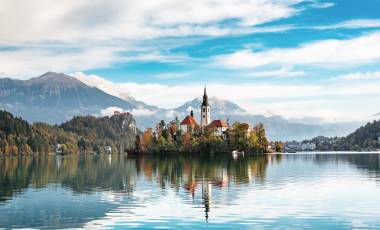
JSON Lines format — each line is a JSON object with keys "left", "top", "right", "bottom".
{"left": 0, "top": 0, "right": 302, "bottom": 44}
{"left": 100, "top": 106, "right": 156, "bottom": 117}
{"left": 74, "top": 72, "right": 204, "bottom": 108}
{"left": 1, "top": 1, "right": 378, "bottom": 78}
{"left": 215, "top": 32, "right": 380, "bottom": 69}
{"left": 0, "top": 47, "right": 119, "bottom": 78}
{"left": 165, "top": 109, "right": 177, "bottom": 118}
{"left": 120, "top": 51, "right": 191, "bottom": 64}
{"left": 131, "top": 107, "right": 157, "bottom": 117}
{"left": 245, "top": 66, "right": 306, "bottom": 78}
{"left": 154, "top": 72, "right": 192, "bottom": 80}
{"left": 83, "top": 177, "right": 380, "bottom": 229}
{"left": 310, "top": 2, "right": 335, "bottom": 9}
{"left": 313, "top": 19, "right": 380, "bottom": 30}
{"left": 332, "top": 70, "right": 380, "bottom": 81}
{"left": 100, "top": 107, "right": 124, "bottom": 117}
{"left": 0, "top": 0, "right": 307, "bottom": 77}
{"left": 75, "top": 72, "right": 380, "bottom": 122}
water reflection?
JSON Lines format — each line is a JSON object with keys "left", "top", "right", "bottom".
{"left": 0, "top": 154, "right": 272, "bottom": 202}
{"left": 0, "top": 153, "right": 380, "bottom": 229}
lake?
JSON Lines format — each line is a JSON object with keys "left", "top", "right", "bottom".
{"left": 1, "top": 153, "right": 380, "bottom": 229}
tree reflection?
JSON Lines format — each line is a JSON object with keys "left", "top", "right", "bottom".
{"left": 313, "top": 153, "right": 380, "bottom": 178}
{"left": 0, "top": 154, "right": 272, "bottom": 204}
{"left": 1, "top": 153, "right": 380, "bottom": 224}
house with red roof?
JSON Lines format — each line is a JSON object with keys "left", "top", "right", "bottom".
{"left": 180, "top": 110, "right": 199, "bottom": 133}
{"left": 208, "top": 119, "right": 228, "bottom": 139}
{"left": 179, "top": 88, "right": 230, "bottom": 138}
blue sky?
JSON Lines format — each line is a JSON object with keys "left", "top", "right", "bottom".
{"left": 1, "top": 0, "right": 380, "bottom": 122}
{"left": 84, "top": 0, "right": 380, "bottom": 84}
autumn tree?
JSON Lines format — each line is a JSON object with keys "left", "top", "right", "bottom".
{"left": 228, "top": 122, "right": 250, "bottom": 151}
{"left": 139, "top": 128, "right": 154, "bottom": 153}
{"left": 254, "top": 123, "right": 268, "bottom": 152}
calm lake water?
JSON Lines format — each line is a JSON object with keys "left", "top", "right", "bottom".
{"left": 1, "top": 153, "right": 380, "bottom": 229}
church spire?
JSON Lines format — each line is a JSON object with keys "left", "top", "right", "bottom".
{"left": 202, "top": 86, "right": 209, "bottom": 106}
{"left": 201, "top": 86, "right": 211, "bottom": 126}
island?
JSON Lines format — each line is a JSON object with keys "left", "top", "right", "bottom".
{"left": 0, "top": 88, "right": 271, "bottom": 156}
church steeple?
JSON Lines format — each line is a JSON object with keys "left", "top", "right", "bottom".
{"left": 201, "top": 86, "right": 211, "bottom": 126}
{"left": 202, "top": 86, "right": 209, "bottom": 107}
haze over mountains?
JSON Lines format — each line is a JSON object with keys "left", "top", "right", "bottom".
{"left": 0, "top": 72, "right": 361, "bottom": 140}
{"left": 0, "top": 72, "right": 154, "bottom": 123}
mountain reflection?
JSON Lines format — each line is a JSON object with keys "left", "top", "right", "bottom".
{"left": 1, "top": 153, "right": 380, "bottom": 229}
{"left": 1, "top": 153, "right": 379, "bottom": 205}
{"left": 0, "top": 154, "right": 273, "bottom": 204}
{"left": 314, "top": 154, "right": 380, "bottom": 176}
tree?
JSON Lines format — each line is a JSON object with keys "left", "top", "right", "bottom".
{"left": 168, "top": 118, "right": 179, "bottom": 137}
{"left": 248, "top": 131, "right": 259, "bottom": 151}
{"left": 274, "top": 142, "right": 284, "bottom": 152}
{"left": 140, "top": 128, "right": 154, "bottom": 153}
{"left": 156, "top": 136, "right": 168, "bottom": 152}
{"left": 228, "top": 122, "right": 250, "bottom": 151}
{"left": 78, "top": 137, "right": 90, "bottom": 154}
{"left": 197, "top": 135, "right": 228, "bottom": 154}
{"left": 254, "top": 123, "right": 268, "bottom": 152}
{"left": 182, "top": 132, "right": 193, "bottom": 152}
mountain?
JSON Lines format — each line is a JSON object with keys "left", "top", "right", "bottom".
{"left": 0, "top": 72, "right": 362, "bottom": 141}
{"left": 0, "top": 72, "right": 152, "bottom": 124}
{"left": 341, "top": 120, "right": 380, "bottom": 150}
{"left": 174, "top": 97, "right": 247, "bottom": 115}
{"left": 311, "top": 120, "right": 380, "bottom": 151}
{"left": 170, "top": 97, "right": 361, "bottom": 141}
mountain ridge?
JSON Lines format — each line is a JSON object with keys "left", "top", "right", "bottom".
{"left": 0, "top": 72, "right": 362, "bottom": 140}
{"left": 0, "top": 72, "right": 137, "bottom": 124}
{"left": 169, "top": 97, "right": 361, "bottom": 140}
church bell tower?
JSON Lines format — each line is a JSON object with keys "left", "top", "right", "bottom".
{"left": 201, "top": 87, "right": 211, "bottom": 126}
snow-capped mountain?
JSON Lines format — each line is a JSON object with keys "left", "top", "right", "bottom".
{"left": 0, "top": 72, "right": 148, "bottom": 124}
{"left": 0, "top": 72, "right": 362, "bottom": 140}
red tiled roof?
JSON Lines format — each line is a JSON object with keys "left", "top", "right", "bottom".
{"left": 180, "top": 115, "right": 198, "bottom": 126}
{"left": 208, "top": 120, "right": 228, "bottom": 128}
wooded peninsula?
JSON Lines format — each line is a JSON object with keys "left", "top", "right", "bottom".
{"left": 0, "top": 110, "right": 270, "bottom": 156}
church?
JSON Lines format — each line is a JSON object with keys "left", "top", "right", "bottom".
{"left": 180, "top": 87, "right": 228, "bottom": 138}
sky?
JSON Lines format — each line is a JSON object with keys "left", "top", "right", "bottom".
{"left": 1, "top": 0, "right": 380, "bottom": 122}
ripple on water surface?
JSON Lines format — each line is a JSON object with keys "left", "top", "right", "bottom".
{"left": 0, "top": 153, "right": 380, "bottom": 229}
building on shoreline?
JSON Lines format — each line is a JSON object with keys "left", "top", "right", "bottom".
{"left": 208, "top": 120, "right": 228, "bottom": 139}
{"left": 285, "top": 141, "right": 316, "bottom": 152}
{"left": 180, "top": 110, "right": 199, "bottom": 133}
{"left": 179, "top": 87, "right": 229, "bottom": 138}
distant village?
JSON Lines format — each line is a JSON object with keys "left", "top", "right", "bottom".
{"left": 284, "top": 141, "right": 316, "bottom": 152}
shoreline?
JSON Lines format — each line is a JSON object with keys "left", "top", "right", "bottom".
{"left": 1, "top": 151, "right": 380, "bottom": 159}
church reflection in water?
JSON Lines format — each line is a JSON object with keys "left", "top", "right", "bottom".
{"left": 1, "top": 153, "right": 380, "bottom": 225}
{"left": 0, "top": 154, "right": 274, "bottom": 202}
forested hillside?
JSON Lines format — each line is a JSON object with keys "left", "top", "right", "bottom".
{"left": 312, "top": 120, "right": 380, "bottom": 151}
{"left": 0, "top": 110, "right": 138, "bottom": 155}
{"left": 60, "top": 113, "right": 138, "bottom": 154}
{"left": 0, "top": 111, "right": 78, "bottom": 155}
